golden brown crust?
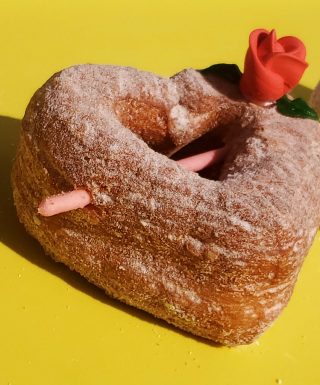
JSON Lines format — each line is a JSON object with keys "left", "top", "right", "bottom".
{"left": 11, "top": 64, "right": 320, "bottom": 345}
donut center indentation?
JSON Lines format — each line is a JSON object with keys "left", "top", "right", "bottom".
{"left": 114, "top": 98, "right": 169, "bottom": 147}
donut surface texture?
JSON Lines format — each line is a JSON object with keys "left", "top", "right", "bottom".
{"left": 11, "top": 64, "right": 320, "bottom": 345}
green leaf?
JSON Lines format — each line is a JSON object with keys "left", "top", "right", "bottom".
{"left": 276, "top": 95, "right": 319, "bottom": 121}
{"left": 200, "top": 63, "right": 242, "bottom": 84}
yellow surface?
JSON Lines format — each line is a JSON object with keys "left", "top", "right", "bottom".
{"left": 1, "top": 1, "right": 320, "bottom": 384}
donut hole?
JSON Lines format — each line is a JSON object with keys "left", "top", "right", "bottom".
{"left": 171, "top": 130, "right": 226, "bottom": 180}
{"left": 114, "top": 98, "right": 169, "bottom": 148}
{"left": 114, "top": 97, "right": 230, "bottom": 180}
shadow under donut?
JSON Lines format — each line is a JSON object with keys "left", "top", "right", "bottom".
{"left": 0, "top": 115, "right": 221, "bottom": 347}
{"left": 291, "top": 84, "right": 312, "bottom": 101}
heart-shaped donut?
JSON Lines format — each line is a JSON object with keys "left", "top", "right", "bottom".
{"left": 11, "top": 64, "right": 320, "bottom": 345}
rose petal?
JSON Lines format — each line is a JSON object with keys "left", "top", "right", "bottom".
{"left": 240, "top": 29, "right": 286, "bottom": 101}
{"left": 264, "top": 53, "right": 308, "bottom": 92}
{"left": 278, "top": 36, "right": 306, "bottom": 60}
{"left": 240, "top": 28, "right": 308, "bottom": 102}
{"left": 258, "top": 29, "right": 285, "bottom": 64}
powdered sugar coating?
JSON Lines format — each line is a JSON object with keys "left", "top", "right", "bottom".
{"left": 13, "top": 64, "right": 320, "bottom": 345}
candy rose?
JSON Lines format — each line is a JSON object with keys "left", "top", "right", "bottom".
{"left": 240, "top": 28, "right": 308, "bottom": 103}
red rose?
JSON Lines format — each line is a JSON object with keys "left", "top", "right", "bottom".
{"left": 240, "top": 29, "right": 308, "bottom": 103}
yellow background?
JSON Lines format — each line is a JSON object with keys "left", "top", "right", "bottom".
{"left": 1, "top": 1, "right": 320, "bottom": 384}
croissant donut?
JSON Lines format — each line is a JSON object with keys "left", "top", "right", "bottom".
{"left": 11, "top": 64, "right": 320, "bottom": 345}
